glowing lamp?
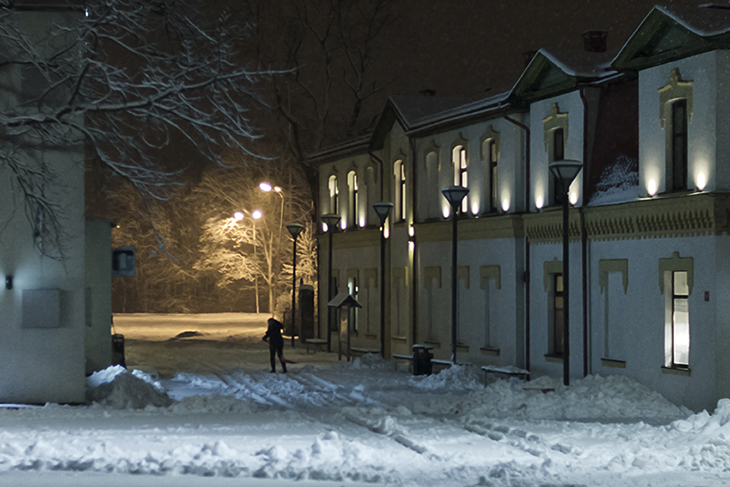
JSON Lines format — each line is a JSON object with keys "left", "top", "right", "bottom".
{"left": 535, "top": 196, "right": 544, "bottom": 209}
{"left": 569, "top": 191, "right": 578, "bottom": 205}
{"left": 502, "top": 198, "right": 510, "bottom": 212}
{"left": 259, "top": 182, "right": 273, "bottom": 192}
{"left": 696, "top": 172, "right": 707, "bottom": 191}
{"left": 233, "top": 211, "right": 244, "bottom": 220}
{"left": 647, "top": 179, "right": 658, "bottom": 197}
{"left": 252, "top": 210, "right": 263, "bottom": 219}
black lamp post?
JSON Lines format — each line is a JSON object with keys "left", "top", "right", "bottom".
{"left": 372, "top": 202, "right": 393, "bottom": 358}
{"left": 286, "top": 223, "right": 305, "bottom": 349}
{"left": 441, "top": 186, "right": 470, "bottom": 364}
{"left": 548, "top": 159, "right": 582, "bottom": 387}
{"left": 321, "top": 213, "right": 341, "bottom": 353}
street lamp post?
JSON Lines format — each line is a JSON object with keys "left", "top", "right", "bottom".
{"left": 548, "top": 159, "right": 582, "bottom": 387}
{"left": 372, "top": 202, "right": 393, "bottom": 358}
{"left": 441, "top": 186, "right": 469, "bottom": 364}
{"left": 234, "top": 209, "right": 263, "bottom": 314}
{"left": 286, "top": 223, "right": 305, "bottom": 349}
{"left": 321, "top": 213, "right": 342, "bottom": 353}
{"left": 260, "top": 182, "right": 285, "bottom": 316}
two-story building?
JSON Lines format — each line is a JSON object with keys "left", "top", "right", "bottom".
{"left": 311, "top": 5, "right": 730, "bottom": 412}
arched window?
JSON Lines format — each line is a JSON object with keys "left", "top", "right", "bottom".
{"left": 347, "top": 170, "right": 358, "bottom": 228}
{"left": 452, "top": 145, "right": 468, "bottom": 213}
{"left": 328, "top": 174, "right": 339, "bottom": 214}
{"left": 485, "top": 139, "right": 498, "bottom": 212}
{"left": 670, "top": 100, "right": 688, "bottom": 192}
{"left": 394, "top": 159, "right": 407, "bottom": 222}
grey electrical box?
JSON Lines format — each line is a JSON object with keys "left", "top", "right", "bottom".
{"left": 112, "top": 247, "right": 135, "bottom": 277}
{"left": 22, "top": 289, "right": 60, "bottom": 329}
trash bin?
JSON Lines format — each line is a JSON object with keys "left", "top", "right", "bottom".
{"left": 412, "top": 344, "right": 433, "bottom": 376}
{"left": 112, "top": 334, "right": 126, "bottom": 368}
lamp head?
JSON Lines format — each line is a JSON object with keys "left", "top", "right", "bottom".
{"left": 372, "top": 202, "right": 393, "bottom": 225}
{"left": 441, "top": 186, "right": 470, "bottom": 210}
{"left": 548, "top": 159, "right": 582, "bottom": 194}
{"left": 286, "top": 223, "right": 305, "bottom": 239}
{"left": 321, "top": 213, "right": 342, "bottom": 231}
{"left": 252, "top": 209, "right": 263, "bottom": 220}
{"left": 259, "top": 182, "right": 272, "bottom": 192}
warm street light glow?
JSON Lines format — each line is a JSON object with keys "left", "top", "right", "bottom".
{"left": 252, "top": 210, "right": 263, "bottom": 219}
{"left": 259, "top": 182, "right": 272, "bottom": 192}
{"left": 233, "top": 211, "right": 244, "bottom": 220}
{"left": 274, "top": 186, "right": 282, "bottom": 193}
{"left": 647, "top": 179, "right": 658, "bottom": 197}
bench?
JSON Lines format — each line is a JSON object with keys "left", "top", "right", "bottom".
{"left": 350, "top": 347, "right": 380, "bottom": 357}
{"left": 481, "top": 365, "right": 530, "bottom": 385}
{"left": 391, "top": 353, "right": 413, "bottom": 371}
{"left": 304, "top": 338, "right": 327, "bottom": 354}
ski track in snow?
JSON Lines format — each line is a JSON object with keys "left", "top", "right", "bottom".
{"left": 3, "top": 324, "right": 730, "bottom": 485}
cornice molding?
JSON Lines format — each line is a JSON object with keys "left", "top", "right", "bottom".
{"left": 415, "top": 214, "right": 525, "bottom": 242}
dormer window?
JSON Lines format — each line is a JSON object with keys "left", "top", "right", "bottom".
{"left": 347, "top": 170, "right": 358, "bottom": 228}
{"left": 453, "top": 145, "right": 468, "bottom": 213}
{"left": 670, "top": 100, "right": 688, "bottom": 192}
{"left": 394, "top": 160, "right": 407, "bottom": 222}
{"left": 328, "top": 174, "right": 339, "bottom": 214}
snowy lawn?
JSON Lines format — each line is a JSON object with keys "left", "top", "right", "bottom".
{"left": 2, "top": 313, "right": 730, "bottom": 487}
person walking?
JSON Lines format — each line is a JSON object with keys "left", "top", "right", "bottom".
{"left": 263, "top": 317, "right": 287, "bottom": 373}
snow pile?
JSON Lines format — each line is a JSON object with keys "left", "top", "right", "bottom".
{"left": 86, "top": 366, "right": 172, "bottom": 409}
{"left": 455, "top": 374, "right": 691, "bottom": 421}
{"left": 589, "top": 155, "right": 639, "bottom": 206}
{"left": 349, "top": 352, "right": 390, "bottom": 370}
{"left": 169, "top": 393, "right": 256, "bottom": 414}
{"left": 670, "top": 398, "right": 730, "bottom": 441}
{"left": 410, "top": 364, "right": 483, "bottom": 391}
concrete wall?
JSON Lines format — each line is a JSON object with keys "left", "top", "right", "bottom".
{"left": 84, "top": 218, "right": 113, "bottom": 375}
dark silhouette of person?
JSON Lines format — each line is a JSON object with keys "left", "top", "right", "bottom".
{"left": 263, "top": 317, "right": 286, "bottom": 373}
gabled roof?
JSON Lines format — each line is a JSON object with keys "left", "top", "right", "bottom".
{"left": 510, "top": 48, "right": 617, "bottom": 104}
{"left": 613, "top": 5, "right": 730, "bottom": 71}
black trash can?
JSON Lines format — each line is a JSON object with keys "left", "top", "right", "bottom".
{"left": 112, "top": 334, "right": 126, "bottom": 368}
{"left": 412, "top": 345, "right": 433, "bottom": 376}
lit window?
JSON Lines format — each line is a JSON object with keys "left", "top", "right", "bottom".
{"left": 348, "top": 171, "right": 358, "bottom": 228}
{"left": 328, "top": 175, "right": 339, "bottom": 214}
{"left": 452, "top": 146, "right": 468, "bottom": 213}
{"left": 394, "top": 160, "right": 407, "bottom": 222}
{"left": 666, "top": 271, "right": 690, "bottom": 368}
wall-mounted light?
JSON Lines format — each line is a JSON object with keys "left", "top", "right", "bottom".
{"left": 471, "top": 202, "right": 480, "bottom": 215}
{"left": 359, "top": 217, "right": 366, "bottom": 228}
{"left": 696, "top": 172, "right": 707, "bottom": 191}
{"left": 408, "top": 225, "right": 415, "bottom": 252}
{"left": 5, "top": 275, "right": 12, "bottom": 290}
{"left": 442, "top": 206, "right": 450, "bottom": 219}
{"left": 501, "top": 197, "right": 511, "bottom": 212}
{"left": 340, "top": 220, "right": 347, "bottom": 230}
{"left": 569, "top": 191, "right": 578, "bottom": 205}
{"left": 535, "top": 195, "right": 544, "bottom": 210}
{"left": 322, "top": 222, "right": 329, "bottom": 232}
{"left": 647, "top": 179, "right": 658, "bottom": 197}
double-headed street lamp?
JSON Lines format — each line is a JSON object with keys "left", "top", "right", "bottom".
{"left": 286, "top": 223, "right": 305, "bottom": 348}
{"left": 548, "top": 159, "right": 582, "bottom": 387}
{"left": 441, "top": 186, "right": 469, "bottom": 364}
{"left": 234, "top": 209, "right": 263, "bottom": 313}
{"left": 372, "top": 202, "right": 393, "bottom": 358}
{"left": 321, "top": 213, "right": 342, "bottom": 353}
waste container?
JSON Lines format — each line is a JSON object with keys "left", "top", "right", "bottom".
{"left": 112, "top": 334, "right": 126, "bottom": 368}
{"left": 412, "top": 344, "right": 433, "bottom": 375}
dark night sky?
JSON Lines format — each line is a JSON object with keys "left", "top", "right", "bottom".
{"left": 378, "top": 0, "right": 718, "bottom": 97}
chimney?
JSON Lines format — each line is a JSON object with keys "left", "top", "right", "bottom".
{"left": 582, "top": 30, "right": 608, "bottom": 53}
{"left": 523, "top": 50, "right": 538, "bottom": 67}
{"left": 419, "top": 89, "right": 436, "bottom": 97}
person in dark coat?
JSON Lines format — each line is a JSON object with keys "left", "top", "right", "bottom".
{"left": 263, "top": 317, "right": 286, "bottom": 373}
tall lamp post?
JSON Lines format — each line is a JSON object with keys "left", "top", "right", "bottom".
{"left": 548, "top": 159, "right": 582, "bottom": 387}
{"left": 441, "top": 186, "right": 469, "bottom": 364}
{"left": 321, "top": 213, "right": 341, "bottom": 352}
{"left": 372, "top": 202, "right": 393, "bottom": 358}
{"left": 234, "top": 209, "right": 263, "bottom": 313}
{"left": 286, "top": 223, "right": 305, "bottom": 348}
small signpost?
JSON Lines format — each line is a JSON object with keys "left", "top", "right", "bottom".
{"left": 327, "top": 292, "right": 362, "bottom": 362}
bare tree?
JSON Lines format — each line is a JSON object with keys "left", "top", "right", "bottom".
{"left": 230, "top": 0, "right": 398, "bottom": 178}
{"left": 0, "top": 0, "right": 271, "bottom": 258}
{"left": 193, "top": 151, "right": 314, "bottom": 314}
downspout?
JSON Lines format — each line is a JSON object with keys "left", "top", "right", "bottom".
{"left": 503, "top": 112, "right": 531, "bottom": 372}
{"left": 579, "top": 86, "right": 590, "bottom": 377}
{"left": 409, "top": 136, "right": 419, "bottom": 346}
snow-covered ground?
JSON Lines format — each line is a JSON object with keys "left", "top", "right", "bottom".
{"left": 3, "top": 313, "right": 730, "bottom": 487}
